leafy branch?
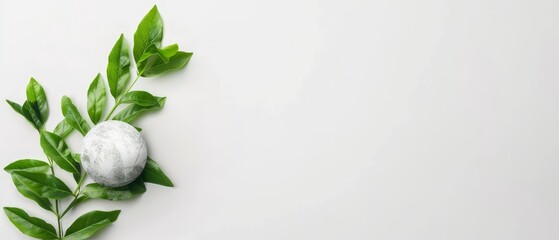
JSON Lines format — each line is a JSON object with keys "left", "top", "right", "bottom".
{"left": 3, "top": 5, "right": 190, "bottom": 239}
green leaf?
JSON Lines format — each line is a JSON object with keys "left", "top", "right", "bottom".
{"left": 11, "top": 171, "right": 73, "bottom": 199}
{"left": 60, "top": 196, "right": 88, "bottom": 218}
{"left": 8, "top": 99, "right": 43, "bottom": 131}
{"left": 138, "top": 44, "right": 179, "bottom": 68}
{"left": 3, "top": 207, "right": 58, "bottom": 239}
{"left": 61, "top": 96, "right": 91, "bottom": 136}
{"left": 4, "top": 159, "right": 50, "bottom": 174}
{"left": 63, "top": 210, "right": 120, "bottom": 240}
{"left": 87, "top": 74, "right": 107, "bottom": 124}
{"left": 107, "top": 34, "right": 131, "bottom": 99}
{"left": 40, "top": 131, "right": 79, "bottom": 173}
{"left": 6, "top": 99, "right": 23, "bottom": 114}
{"left": 157, "top": 43, "right": 179, "bottom": 61}
{"left": 141, "top": 51, "right": 192, "bottom": 77}
{"left": 134, "top": 126, "right": 142, "bottom": 132}
{"left": 70, "top": 154, "right": 82, "bottom": 183}
{"left": 53, "top": 119, "right": 74, "bottom": 138}
{"left": 120, "top": 91, "right": 159, "bottom": 106}
{"left": 133, "top": 5, "right": 163, "bottom": 64}
{"left": 82, "top": 179, "right": 146, "bottom": 201}
{"left": 22, "top": 101, "right": 43, "bottom": 130}
{"left": 26, "top": 78, "right": 49, "bottom": 123}
{"left": 72, "top": 164, "right": 82, "bottom": 184}
{"left": 132, "top": 5, "right": 191, "bottom": 76}
{"left": 6, "top": 99, "right": 43, "bottom": 131}
{"left": 10, "top": 174, "right": 53, "bottom": 211}
{"left": 112, "top": 96, "right": 166, "bottom": 123}
{"left": 72, "top": 153, "right": 82, "bottom": 163}
{"left": 141, "top": 157, "right": 174, "bottom": 187}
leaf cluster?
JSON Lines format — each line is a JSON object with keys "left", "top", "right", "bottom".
{"left": 4, "top": 5, "right": 189, "bottom": 239}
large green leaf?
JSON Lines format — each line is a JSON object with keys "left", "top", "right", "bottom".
{"left": 81, "top": 179, "right": 146, "bottom": 201}
{"left": 141, "top": 157, "right": 174, "bottom": 187}
{"left": 87, "top": 74, "right": 107, "bottom": 124}
{"left": 3, "top": 207, "right": 58, "bottom": 239}
{"left": 133, "top": 5, "right": 163, "bottom": 64}
{"left": 40, "top": 131, "right": 79, "bottom": 173}
{"left": 141, "top": 51, "right": 192, "bottom": 77}
{"left": 107, "top": 34, "right": 131, "bottom": 99}
{"left": 11, "top": 171, "right": 73, "bottom": 199}
{"left": 61, "top": 96, "right": 91, "bottom": 136}
{"left": 10, "top": 174, "right": 53, "bottom": 211}
{"left": 120, "top": 91, "right": 159, "bottom": 107}
{"left": 112, "top": 96, "right": 166, "bottom": 123}
{"left": 25, "top": 78, "right": 49, "bottom": 123}
{"left": 4, "top": 159, "right": 50, "bottom": 174}
{"left": 63, "top": 210, "right": 120, "bottom": 240}
{"left": 53, "top": 119, "right": 74, "bottom": 138}
{"left": 21, "top": 101, "right": 43, "bottom": 130}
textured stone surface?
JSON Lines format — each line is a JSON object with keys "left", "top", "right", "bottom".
{"left": 81, "top": 120, "right": 147, "bottom": 187}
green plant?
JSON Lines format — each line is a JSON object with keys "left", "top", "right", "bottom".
{"left": 3, "top": 5, "right": 191, "bottom": 239}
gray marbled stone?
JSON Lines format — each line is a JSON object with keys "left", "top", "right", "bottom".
{"left": 81, "top": 120, "right": 147, "bottom": 187}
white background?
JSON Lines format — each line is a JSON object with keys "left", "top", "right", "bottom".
{"left": 1, "top": 0, "right": 559, "bottom": 239}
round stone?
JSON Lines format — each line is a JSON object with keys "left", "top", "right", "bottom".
{"left": 81, "top": 120, "right": 147, "bottom": 187}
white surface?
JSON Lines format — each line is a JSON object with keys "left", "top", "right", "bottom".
{"left": 1, "top": 0, "right": 559, "bottom": 239}
{"left": 82, "top": 121, "right": 147, "bottom": 187}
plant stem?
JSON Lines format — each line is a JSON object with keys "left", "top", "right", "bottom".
{"left": 48, "top": 157, "right": 63, "bottom": 238}
{"left": 60, "top": 172, "right": 88, "bottom": 218}
{"left": 56, "top": 211, "right": 62, "bottom": 238}
{"left": 104, "top": 74, "right": 141, "bottom": 121}
{"left": 73, "top": 172, "right": 87, "bottom": 196}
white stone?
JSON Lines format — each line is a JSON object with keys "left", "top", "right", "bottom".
{"left": 81, "top": 120, "right": 147, "bottom": 187}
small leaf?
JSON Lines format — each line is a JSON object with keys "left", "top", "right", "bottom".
{"left": 3, "top": 207, "right": 58, "bottom": 239}
{"left": 6, "top": 99, "right": 42, "bottom": 131}
{"left": 63, "top": 210, "right": 120, "bottom": 240}
{"left": 10, "top": 174, "right": 53, "bottom": 211}
{"left": 141, "top": 157, "right": 174, "bottom": 187}
{"left": 138, "top": 44, "right": 179, "bottom": 68}
{"left": 4, "top": 159, "right": 50, "bottom": 174}
{"left": 81, "top": 179, "right": 146, "bottom": 201}
{"left": 133, "top": 5, "right": 163, "bottom": 64}
{"left": 53, "top": 119, "right": 75, "bottom": 138}
{"left": 134, "top": 126, "right": 142, "bottom": 132}
{"left": 61, "top": 96, "right": 91, "bottom": 136}
{"left": 120, "top": 91, "right": 159, "bottom": 106}
{"left": 72, "top": 153, "right": 82, "bottom": 163}
{"left": 21, "top": 101, "right": 43, "bottom": 130}
{"left": 70, "top": 155, "right": 82, "bottom": 183}
{"left": 157, "top": 43, "right": 179, "bottom": 61}
{"left": 6, "top": 99, "right": 23, "bottom": 114}
{"left": 141, "top": 51, "right": 192, "bottom": 77}
{"left": 87, "top": 74, "right": 107, "bottom": 124}
{"left": 11, "top": 171, "right": 73, "bottom": 199}
{"left": 60, "top": 196, "right": 89, "bottom": 218}
{"left": 72, "top": 164, "right": 82, "bottom": 184}
{"left": 26, "top": 78, "right": 49, "bottom": 123}
{"left": 40, "top": 131, "right": 79, "bottom": 173}
{"left": 112, "top": 96, "right": 166, "bottom": 123}
{"left": 107, "top": 34, "right": 131, "bottom": 99}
